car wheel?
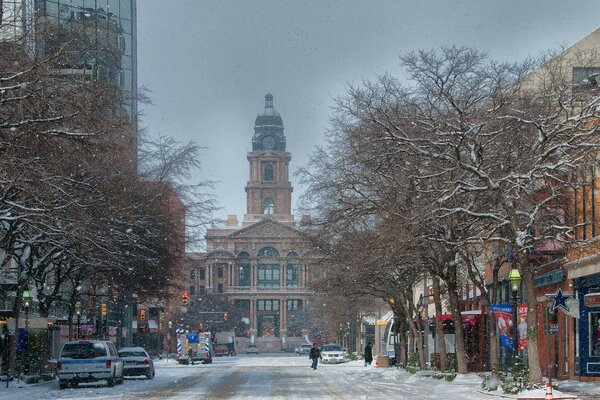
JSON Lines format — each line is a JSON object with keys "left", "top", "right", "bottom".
{"left": 107, "top": 377, "right": 115, "bottom": 387}
{"left": 59, "top": 380, "right": 68, "bottom": 389}
{"left": 145, "top": 370, "right": 153, "bottom": 380}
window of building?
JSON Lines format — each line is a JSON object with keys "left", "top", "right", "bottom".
{"left": 238, "top": 251, "right": 250, "bottom": 259}
{"left": 287, "top": 265, "right": 298, "bottom": 287}
{"left": 258, "top": 265, "right": 280, "bottom": 287}
{"left": 287, "top": 299, "right": 302, "bottom": 311}
{"left": 262, "top": 197, "right": 275, "bottom": 215}
{"left": 589, "top": 312, "right": 600, "bottom": 357}
{"left": 287, "top": 251, "right": 299, "bottom": 258}
{"left": 573, "top": 67, "right": 600, "bottom": 92}
{"left": 235, "top": 299, "right": 251, "bottom": 310}
{"left": 574, "top": 166, "right": 597, "bottom": 240}
{"left": 264, "top": 163, "right": 274, "bottom": 181}
{"left": 190, "top": 285, "right": 195, "bottom": 295}
{"left": 190, "top": 269, "right": 196, "bottom": 280}
{"left": 199, "top": 268, "right": 205, "bottom": 280}
{"left": 257, "top": 246, "right": 279, "bottom": 258}
{"left": 199, "top": 285, "right": 206, "bottom": 294}
{"left": 218, "top": 267, "right": 224, "bottom": 278}
{"left": 218, "top": 283, "right": 224, "bottom": 293}
{"left": 258, "top": 300, "right": 280, "bottom": 311}
{"left": 238, "top": 264, "right": 251, "bottom": 286}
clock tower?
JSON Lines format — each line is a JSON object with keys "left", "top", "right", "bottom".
{"left": 243, "top": 94, "right": 294, "bottom": 226}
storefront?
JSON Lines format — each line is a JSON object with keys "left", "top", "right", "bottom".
{"left": 574, "top": 273, "right": 600, "bottom": 377}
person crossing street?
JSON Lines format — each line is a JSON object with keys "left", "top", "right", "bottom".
{"left": 309, "top": 343, "right": 322, "bottom": 370}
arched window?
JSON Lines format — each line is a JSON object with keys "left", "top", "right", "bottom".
{"left": 286, "top": 251, "right": 299, "bottom": 259}
{"left": 264, "top": 163, "right": 274, "bottom": 181}
{"left": 257, "top": 246, "right": 279, "bottom": 258}
{"left": 263, "top": 197, "right": 275, "bottom": 215}
{"left": 238, "top": 264, "right": 251, "bottom": 286}
{"left": 238, "top": 251, "right": 250, "bottom": 259}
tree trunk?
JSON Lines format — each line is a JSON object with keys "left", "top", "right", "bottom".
{"left": 522, "top": 260, "right": 543, "bottom": 384}
{"left": 446, "top": 263, "right": 469, "bottom": 374}
{"left": 401, "top": 293, "right": 426, "bottom": 370}
{"left": 406, "top": 314, "right": 426, "bottom": 370}
{"left": 432, "top": 276, "right": 448, "bottom": 371}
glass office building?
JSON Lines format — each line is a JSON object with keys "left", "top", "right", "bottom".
{"left": 35, "top": 0, "right": 137, "bottom": 124}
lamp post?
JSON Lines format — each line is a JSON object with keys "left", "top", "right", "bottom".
{"left": 22, "top": 290, "right": 32, "bottom": 332}
{"left": 75, "top": 301, "right": 82, "bottom": 339}
{"left": 22, "top": 290, "right": 32, "bottom": 375}
{"left": 508, "top": 267, "right": 522, "bottom": 369}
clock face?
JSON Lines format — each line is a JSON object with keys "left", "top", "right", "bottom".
{"left": 262, "top": 136, "right": 276, "bottom": 150}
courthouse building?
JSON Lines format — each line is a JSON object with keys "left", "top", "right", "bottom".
{"left": 187, "top": 94, "right": 319, "bottom": 351}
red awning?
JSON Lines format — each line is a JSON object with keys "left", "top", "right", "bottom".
{"left": 437, "top": 314, "right": 478, "bottom": 328}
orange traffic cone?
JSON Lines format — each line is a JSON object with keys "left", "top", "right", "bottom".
{"left": 545, "top": 380, "right": 553, "bottom": 400}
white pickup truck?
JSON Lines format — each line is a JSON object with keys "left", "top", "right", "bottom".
{"left": 57, "top": 340, "right": 124, "bottom": 389}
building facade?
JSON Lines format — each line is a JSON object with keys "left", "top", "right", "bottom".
{"left": 187, "top": 95, "right": 319, "bottom": 351}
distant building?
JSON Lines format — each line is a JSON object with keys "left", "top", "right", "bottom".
{"left": 187, "top": 94, "right": 320, "bottom": 351}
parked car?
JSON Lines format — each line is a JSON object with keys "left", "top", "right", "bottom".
{"left": 118, "top": 347, "right": 155, "bottom": 379}
{"left": 246, "top": 344, "right": 259, "bottom": 354}
{"left": 279, "top": 345, "right": 296, "bottom": 353}
{"left": 57, "top": 340, "right": 124, "bottom": 389}
{"left": 320, "top": 343, "right": 345, "bottom": 364}
{"left": 296, "top": 344, "right": 312, "bottom": 355}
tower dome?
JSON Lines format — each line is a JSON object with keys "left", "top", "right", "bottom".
{"left": 254, "top": 93, "right": 283, "bottom": 128}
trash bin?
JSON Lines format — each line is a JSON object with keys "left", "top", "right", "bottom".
{"left": 376, "top": 355, "right": 390, "bottom": 368}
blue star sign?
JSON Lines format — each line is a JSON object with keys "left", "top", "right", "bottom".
{"left": 546, "top": 288, "right": 571, "bottom": 313}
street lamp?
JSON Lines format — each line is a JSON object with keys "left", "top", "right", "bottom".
{"left": 22, "top": 290, "right": 32, "bottom": 331}
{"left": 508, "top": 267, "right": 522, "bottom": 368}
{"left": 75, "top": 301, "right": 82, "bottom": 339}
{"left": 22, "top": 290, "right": 32, "bottom": 374}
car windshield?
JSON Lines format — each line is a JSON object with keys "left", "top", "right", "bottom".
{"left": 119, "top": 351, "right": 147, "bottom": 357}
{"left": 61, "top": 342, "right": 106, "bottom": 359}
{"left": 322, "top": 345, "right": 342, "bottom": 352}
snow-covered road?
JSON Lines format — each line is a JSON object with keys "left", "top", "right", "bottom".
{"left": 0, "top": 354, "right": 591, "bottom": 399}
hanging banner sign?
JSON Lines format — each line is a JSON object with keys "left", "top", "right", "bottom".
{"left": 491, "top": 304, "right": 514, "bottom": 350}
{"left": 517, "top": 304, "right": 528, "bottom": 350}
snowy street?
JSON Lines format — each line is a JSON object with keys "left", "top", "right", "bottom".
{"left": 2, "top": 353, "right": 599, "bottom": 399}
{"left": 1, "top": 354, "right": 514, "bottom": 400}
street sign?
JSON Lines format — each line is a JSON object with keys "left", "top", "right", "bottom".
{"left": 375, "top": 320, "right": 388, "bottom": 326}
{"left": 549, "top": 324, "right": 558, "bottom": 335}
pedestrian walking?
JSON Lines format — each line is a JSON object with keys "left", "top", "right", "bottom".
{"left": 364, "top": 342, "right": 373, "bottom": 367}
{"left": 309, "top": 343, "right": 321, "bottom": 370}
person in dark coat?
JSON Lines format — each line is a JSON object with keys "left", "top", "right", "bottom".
{"left": 364, "top": 342, "right": 373, "bottom": 367}
{"left": 309, "top": 343, "right": 321, "bottom": 370}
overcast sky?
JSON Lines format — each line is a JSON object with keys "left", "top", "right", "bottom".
{"left": 137, "top": 0, "right": 600, "bottom": 225}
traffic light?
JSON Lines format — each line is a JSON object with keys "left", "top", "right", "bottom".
{"left": 181, "top": 291, "right": 189, "bottom": 306}
{"left": 223, "top": 312, "right": 229, "bottom": 321}
{"left": 198, "top": 322, "right": 204, "bottom": 332}
{"left": 101, "top": 303, "right": 107, "bottom": 318}
{"left": 139, "top": 309, "right": 146, "bottom": 322}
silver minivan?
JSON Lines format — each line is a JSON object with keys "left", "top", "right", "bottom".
{"left": 57, "top": 340, "right": 124, "bottom": 389}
